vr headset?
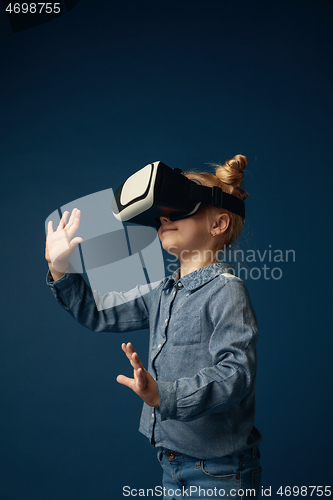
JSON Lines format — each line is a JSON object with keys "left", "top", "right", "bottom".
{"left": 111, "top": 161, "right": 245, "bottom": 227}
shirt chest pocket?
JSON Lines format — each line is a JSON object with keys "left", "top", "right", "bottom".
{"left": 170, "top": 314, "right": 201, "bottom": 345}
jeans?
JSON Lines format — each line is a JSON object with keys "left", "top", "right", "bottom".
{"left": 157, "top": 446, "right": 262, "bottom": 499}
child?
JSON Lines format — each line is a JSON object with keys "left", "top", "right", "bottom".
{"left": 45, "top": 155, "right": 262, "bottom": 499}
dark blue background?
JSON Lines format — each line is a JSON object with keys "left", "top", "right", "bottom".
{"left": 0, "top": 0, "right": 332, "bottom": 498}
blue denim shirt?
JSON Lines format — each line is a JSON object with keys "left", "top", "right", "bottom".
{"left": 47, "top": 263, "right": 262, "bottom": 459}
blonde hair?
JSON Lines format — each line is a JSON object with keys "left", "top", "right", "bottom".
{"left": 185, "top": 154, "right": 248, "bottom": 247}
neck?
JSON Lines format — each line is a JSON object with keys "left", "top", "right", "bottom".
{"left": 179, "top": 250, "right": 216, "bottom": 278}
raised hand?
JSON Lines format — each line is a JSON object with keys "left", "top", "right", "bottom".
{"left": 45, "top": 208, "right": 83, "bottom": 274}
{"left": 117, "top": 342, "right": 160, "bottom": 408}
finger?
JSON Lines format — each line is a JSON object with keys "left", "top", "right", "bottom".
{"left": 60, "top": 211, "right": 70, "bottom": 229}
{"left": 132, "top": 352, "right": 144, "bottom": 370}
{"left": 121, "top": 342, "right": 135, "bottom": 357}
{"left": 66, "top": 210, "right": 82, "bottom": 239}
{"left": 121, "top": 342, "right": 134, "bottom": 363}
{"left": 135, "top": 368, "right": 147, "bottom": 391}
{"left": 122, "top": 341, "right": 134, "bottom": 353}
{"left": 56, "top": 211, "right": 69, "bottom": 231}
{"left": 122, "top": 343, "right": 144, "bottom": 370}
{"left": 47, "top": 220, "right": 54, "bottom": 236}
{"left": 66, "top": 208, "right": 79, "bottom": 229}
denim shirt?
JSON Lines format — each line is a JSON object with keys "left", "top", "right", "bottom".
{"left": 47, "top": 263, "right": 262, "bottom": 459}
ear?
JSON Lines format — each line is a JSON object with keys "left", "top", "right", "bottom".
{"left": 211, "top": 213, "right": 230, "bottom": 236}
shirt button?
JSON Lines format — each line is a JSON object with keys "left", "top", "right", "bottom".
{"left": 165, "top": 319, "right": 168, "bottom": 323}
{"left": 178, "top": 282, "right": 183, "bottom": 287}
{"left": 158, "top": 344, "right": 162, "bottom": 349}
{"left": 152, "top": 413, "right": 154, "bottom": 418}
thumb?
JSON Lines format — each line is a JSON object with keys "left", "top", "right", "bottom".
{"left": 116, "top": 374, "right": 133, "bottom": 388}
{"left": 70, "top": 237, "right": 83, "bottom": 249}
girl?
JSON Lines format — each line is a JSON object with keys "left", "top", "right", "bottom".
{"left": 45, "top": 155, "right": 262, "bottom": 499}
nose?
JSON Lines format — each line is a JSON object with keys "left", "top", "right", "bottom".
{"left": 159, "top": 214, "right": 171, "bottom": 224}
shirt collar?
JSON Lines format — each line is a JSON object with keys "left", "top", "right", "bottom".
{"left": 162, "top": 262, "right": 233, "bottom": 291}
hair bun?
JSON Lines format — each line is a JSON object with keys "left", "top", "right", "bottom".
{"left": 215, "top": 154, "right": 248, "bottom": 188}
{"left": 225, "top": 154, "right": 248, "bottom": 172}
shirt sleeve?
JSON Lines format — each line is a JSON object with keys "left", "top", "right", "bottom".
{"left": 156, "top": 277, "right": 258, "bottom": 421}
{"left": 46, "top": 267, "right": 158, "bottom": 333}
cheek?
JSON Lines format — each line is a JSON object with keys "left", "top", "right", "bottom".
{"left": 185, "top": 219, "right": 209, "bottom": 238}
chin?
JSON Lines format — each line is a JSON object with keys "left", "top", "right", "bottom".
{"left": 164, "top": 245, "right": 180, "bottom": 258}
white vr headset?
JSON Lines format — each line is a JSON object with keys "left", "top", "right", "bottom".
{"left": 111, "top": 161, "right": 245, "bottom": 227}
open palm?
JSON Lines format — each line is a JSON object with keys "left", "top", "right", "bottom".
{"left": 117, "top": 342, "right": 160, "bottom": 408}
{"left": 46, "top": 208, "right": 83, "bottom": 273}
